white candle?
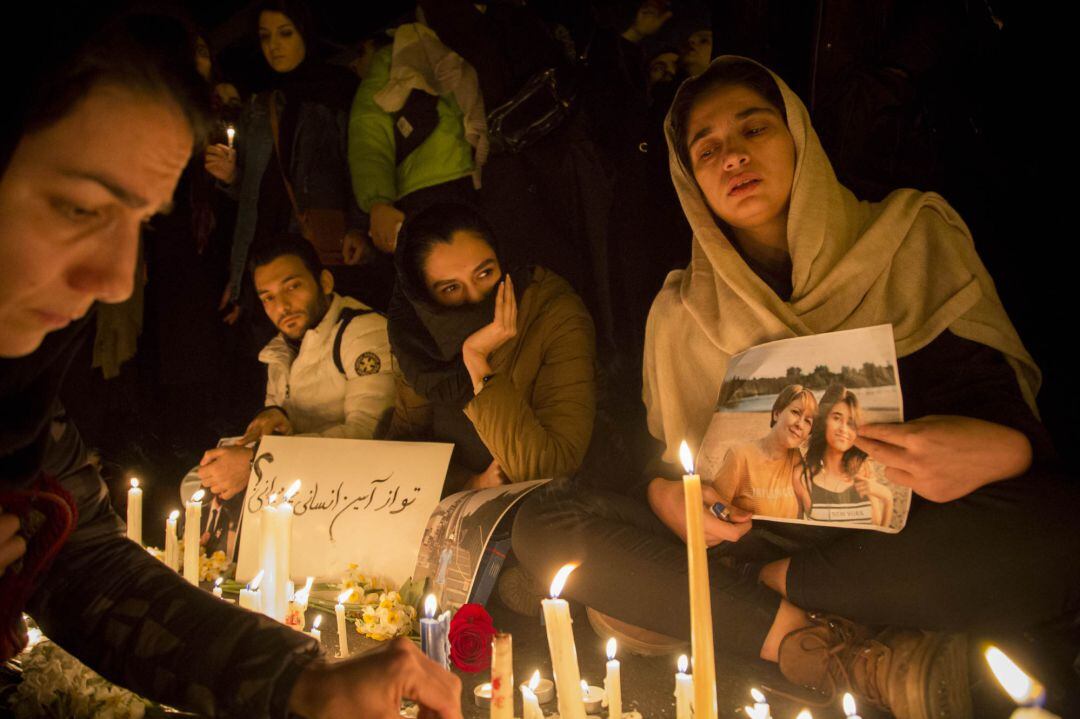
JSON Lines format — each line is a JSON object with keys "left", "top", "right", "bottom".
{"left": 680, "top": 441, "right": 717, "bottom": 719}
{"left": 473, "top": 683, "right": 492, "bottom": 708}
{"left": 604, "top": 637, "right": 622, "bottom": 719}
{"left": 674, "top": 655, "right": 692, "bottom": 719}
{"left": 164, "top": 509, "right": 180, "bottom": 571}
{"left": 796, "top": 711, "right": 813, "bottom": 719}
{"left": 541, "top": 564, "right": 585, "bottom": 719}
{"left": 126, "top": 478, "right": 143, "bottom": 546}
{"left": 526, "top": 670, "right": 555, "bottom": 704}
{"left": 842, "top": 692, "right": 860, "bottom": 719}
{"left": 751, "top": 687, "right": 772, "bottom": 718}
{"left": 308, "top": 614, "right": 322, "bottom": 645}
{"left": 580, "top": 680, "right": 603, "bottom": 714}
{"left": 336, "top": 590, "right": 351, "bottom": 658}
{"left": 490, "top": 632, "right": 513, "bottom": 719}
{"left": 226, "top": 125, "right": 236, "bottom": 149}
{"left": 985, "top": 646, "right": 1060, "bottom": 718}
{"left": 212, "top": 577, "right": 224, "bottom": 598}
{"left": 258, "top": 481, "right": 300, "bottom": 622}
{"left": 183, "top": 489, "right": 205, "bottom": 585}
{"left": 521, "top": 685, "right": 543, "bottom": 719}
{"left": 238, "top": 569, "right": 264, "bottom": 612}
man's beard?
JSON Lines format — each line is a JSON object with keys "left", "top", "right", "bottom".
{"left": 281, "top": 292, "right": 331, "bottom": 339}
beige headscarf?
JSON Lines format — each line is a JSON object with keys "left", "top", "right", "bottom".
{"left": 643, "top": 56, "right": 1039, "bottom": 464}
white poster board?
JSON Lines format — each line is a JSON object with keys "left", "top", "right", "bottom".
{"left": 235, "top": 435, "right": 452, "bottom": 586}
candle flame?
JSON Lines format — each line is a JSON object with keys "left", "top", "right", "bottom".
{"left": 985, "top": 646, "right": 1041, "bottom": 704}
{"left": 580, "top": 680, "right": 589, "bottom": 696}
{"left": 268, "top": 493, "right": 278, "bottom": 505}
{"left": 191, "top": 489, "right": 206, "bottom": 503}
{"left": 130, "top": 477, "right": 139, "bottom": 489}
{"left": 522, "top": 686, "right": 538, "bottom": 702}
{"left": 677, "top": 654, "right": 688, "bottom": 673}
{"left": 606, "top": 637, "right": 617, "bottom": 660}
{"left": 424, "top": 594, "right": 437, "bottom": 617}
{"left": 528, "top": 670, "right": 540, "bottom": 690}
{"left": 168, "top": 509, "right": 179, "bottom": 521}
{"left": 303, "top": 576, "right": 314, "bottom": 594}
{"left": 226, "top": 126, "right": 235, "bottom": 137}
{"left": 679, "top": 440, "right": 694, "bottom": 474}
{"left": 796, "top": 711, "right": 813, "bottom": 719}
{"left": 549, "top": 563, "right": 577, "bottom": 598}
{"left": 842, "top": 692, "right": 856, "bottom": 715}
{"left": 249, "top": 569, "right": 264, "bottom": 591}
{"left": 284, "top": 479, "right": 302, "bottom": 501}
{"left": 312, "top": 614, "right": 322, "bottom": 629}
{"left": 480, "top": 682, "right": 492, "bottom": 693}
{"left": 751, "top": 687, "right": 766, "bottom": 703}
{"left": 214, "top": 577, "right": 223, "bottom": 587}
{"left": 337, "top": 589, "right": 352, "bottom": 605}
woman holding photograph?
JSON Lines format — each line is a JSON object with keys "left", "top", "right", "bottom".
{"left": 513, "top": 55, "right": 1079, "bottom": 718}
{"left": 712, "top": 384, "right": 815, "bottom": 518}
{"left": 794, "top": 384, "right": 892, "bottom": 526}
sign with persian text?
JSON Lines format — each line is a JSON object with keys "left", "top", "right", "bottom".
{"left": 235, "top": 435, "right": 452, "bottom": 585}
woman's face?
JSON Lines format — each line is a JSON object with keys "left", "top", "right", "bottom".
{"left": 771, "top": 398, "right": 813, "bottom": 449}
{"left": 259, "top": 11, "right": 306, "bottom": 74}
{"left": 681, "top": 30, "right": 713, "bottom": 77}
{"left": 195, "top": 36, "right": 212, "bottom": 82}
{"left": 422, "top": 230, "right": 502, "bottom": 307}
{"left": 824, "top": 401, "right": 858, "bottom": 453}
{"left": 685, "top": 84, "right": 795, "bottom": 235}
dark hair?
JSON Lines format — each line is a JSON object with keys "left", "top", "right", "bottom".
{"left": 248, "top": 234, "right": 324, "bottom": 280}
{"left": 670, "top": 57, "right": 787, "bottom": 172}
{"left": 398, "top": 203, "right": 497, "bottom": 292}
{"left": 255, "top": 0, "right": 315, "bottom": 43}
{"left": 805, "top": 383, "right": 867, "bottom": 477}
{"left": 22, "top": 13, "right": 211, "bottom": 148}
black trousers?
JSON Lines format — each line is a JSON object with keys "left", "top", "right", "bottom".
{"left": 511, "top": 471, "right": 1080, "bottom": 658}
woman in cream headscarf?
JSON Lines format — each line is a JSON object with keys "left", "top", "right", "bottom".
{"left": 514, "top": 56, "right": 1079, "bottom": 719}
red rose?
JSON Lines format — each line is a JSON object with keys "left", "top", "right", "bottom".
{"left": 448, "top": 603, "right": 496, "bottom": 672}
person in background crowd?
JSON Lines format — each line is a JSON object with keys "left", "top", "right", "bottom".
{"left": 647, "top": 46, "right": 679, "bottom": 89}
{"left": 0, "top": 9, "right": 461, "bottom": 718}
{"left": 513, "top": 57, "right": 1079, "bottom": 718}
{"left": 204, "top": 0, "right": 369, "bottom": 326}
{"left": 387, "top": 203, "right": 595, "bottom": 493}
{"left": 680, "top": 26, "right": 713, "bottom": 77}
{"left": 197, "top": 234, "right": 395, "bottom": 501}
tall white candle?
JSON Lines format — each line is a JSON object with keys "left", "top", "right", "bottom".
{"left": 164, "top": 509, "right": 179, "bottom": 571}
{"left": 239, "top": 569, "right": 264, "bottom": 612}
{"left": 674, "top": 654, "right": 693, "bottom": 719}
{"left": 258, "top": 481, "right": 299, "bottom": 622}
{"left": 604, "top": 637, "right": 622, "bottom": 719}
{"left": 336, "top": 590, "right": 351, "bottom": 658}
{"left": 680, "top": 441, "right": 717, "bottom": 719}
{"left": 540, "top": 564, "right": 585, "bottom": 719}
{"left": 521, "top": 685, "right": 543, "bottom": 719}
{"left": 490, "top": 632, "right": 513, "bottom": 719}
{"left": 126, "top": 478, "right": 143, "bottom": 546}
{"left": 183, "top": 489, "right": 205, "bottom": 585}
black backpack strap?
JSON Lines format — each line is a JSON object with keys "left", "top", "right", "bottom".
{"left": 333, "top": 307, "right": 376, "bottom": 375}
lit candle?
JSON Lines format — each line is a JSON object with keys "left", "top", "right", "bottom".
{"left": 259, "top": 480, "right": 300, "bottom": 622}
{"left": 680, "top": 441, "right": 717, "bottom": 719}
{"left": 751, "top": 687, "right": 771, "bottom": 718}
{"left": 473, "top": 683, "right": 492, "bottom": 708}
{"left": 183, "top": 489, "right": 205, "bottom": 585}
{"left": 604, "top": 638, "right": 622, "bottom": 719}
{"left": 238, "top": 569, "right": 264, "bottom": 612}
{"left": 526, "top": 669, "right": 555, "bottom": 704}
{"left": 795, "top": 711, "right": 813, "bottom": 719}
{"left": 674, "top": 655, "right": 692, "bottom": 719}
{"left": 420, "top": 594, "right": 450, "bottom": 669}
{"left": 164, "top": 509, "right": 180, "bottom": 571}
{"left": 212, "top": 577, "right": 224, "bottom": 598}
{"left": 306, "top": 608, "right": 321, "bottom": 643}
{"left": 226, "top": 125, "right": 236, "bottom": 149}
{"left": 985, "top": 646, "right": 1060, "bottom": 718}
{"left": 127, "top": 478, "right": 143, "bottom": 546}
{"left": 336, "top": 590, "right": 351, "bottom": 659}
{"left": 580, "top": 680, "right": 603, "bottom": 714}
{"left": 541, "top": 564, "right": 586, "bottom": 719}
{"left": 521, "top": 685, "right": 543, "bottom": 719}
{"left": 842, "top": 692, "right": 860, "bottom": 719}
{"left": 490, "top": 632, "right": 513, "bottom": 719}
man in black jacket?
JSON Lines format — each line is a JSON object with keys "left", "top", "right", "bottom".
{"left": 0, "top": 10, "right": 460, "bottom": 719}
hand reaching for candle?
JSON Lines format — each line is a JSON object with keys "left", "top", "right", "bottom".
{"left": 204, "top": 143, "right": 237, "bottom": 184}
{"left": 197, "top": 446, "right": 254, "bottom": 500}
{"left": 647, "top": 478, "right": 751, "bottom": 546}
{"left": 288, "top": 636, "right": 463, "bottom": 719}
{"left": 0, "top": 510, "right": 27, "bottom": 576}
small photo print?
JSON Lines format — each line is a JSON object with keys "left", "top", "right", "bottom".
{"left": 697, "top": 325, "right": 910, "bottom": 533}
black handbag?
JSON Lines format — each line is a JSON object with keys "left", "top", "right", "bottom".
{"left": 486, "top": 65, "right": 579, "bottom": 155}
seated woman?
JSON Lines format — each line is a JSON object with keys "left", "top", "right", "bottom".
{"left": 796, "top": 383, "right": 892, "bottom": 526}
{"left": 386, "top": 202, "right": 596, "bottom": 493}
{"left": 712, "top": 384, "right": 816, "bottom": 519}
{"left": 513, "top": 57, "right": 1079, "bottom": 718}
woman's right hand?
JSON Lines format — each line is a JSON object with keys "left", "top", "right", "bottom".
{"left": 0, "top": 510, "right": 27, "bottom": 576}
{"left": 219, "top": 285, "right": 241, "bottom": 325}
{"left": 204, "top": 143, "right": 237, "bottom": 184}
{"left": 647, "top": 477, "right": 752, "bottom": 547}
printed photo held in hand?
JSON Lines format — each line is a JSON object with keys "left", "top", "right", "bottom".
{"left": 699, "top": 325, "right": 910, "bottom": 532}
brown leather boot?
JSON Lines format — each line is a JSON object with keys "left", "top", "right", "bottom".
{"left": 585, "top": 607, "right": 688, "bottom": 657}
{"left": 777, "top": 613, "right": 972, "bottom": 719}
